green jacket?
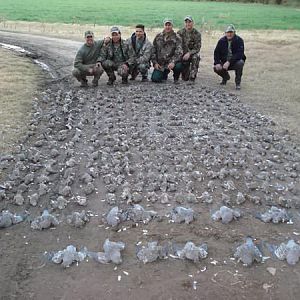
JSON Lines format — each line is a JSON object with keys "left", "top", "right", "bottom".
{"left": 126, "top": 33, "right": 153, "bottom": 65}
{"left": 177, "top": 28, "right": 201, "bottom": 55}
{"left": 151, "top": 30, "right": 183, "bottom": 67}
{"left": 98, "top": 39, "right": 133, "bottom": 66}
{"left": 74, "top": 40, "right": 105, "bottom": 72}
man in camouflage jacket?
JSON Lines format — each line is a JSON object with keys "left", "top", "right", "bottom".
{"left": 97, "top": 26, "right": 133, "bottom": 85}
{"left": 127, "top": 24, "right": 153, "bottom": 82}
{"left": 72, "top": 30, "right": 109, "bottom": 87}
{"left": 151, "top": 19, "right": 183, "bottom": 83}
{"left": 177, "top": 16, "right": 201, "bottom": 82}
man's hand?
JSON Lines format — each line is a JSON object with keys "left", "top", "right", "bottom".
{"left": 215, "top": 64, "right": 222, "bottom": 71}
{"left": 223, "top": 61, "right": 230, "bottom": 70}
{"left": 104, "top": 36, "right": 111, "bottom": 45}
{"left": 154, "top": 63, "right": 162, "bottom": 70}
{"left": 168, "top": 62, "right": 175, "bottom": 70}
{"left": 122, "top": 64, "right": 129, "bottom": 72}
{"left": 183, "top": 52, "right": 190, "bottom": 61}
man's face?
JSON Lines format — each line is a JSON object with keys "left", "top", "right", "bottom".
{"left": 85, "top": 35, "right": 94, "bottom": 46}
{"left": 185, "top": 20, "right": 193, "bottom": 31}
{"left": 135, "top": 28, "right": 145, "bottom": 40}
{"left": 226, "top": 31, "right": 235, "bottom": 40}
{"left": 164, "top": 22, "right": 173, "bottom": 33}
{"left": 112, "top": 32, "right": 121, "bottom": 43}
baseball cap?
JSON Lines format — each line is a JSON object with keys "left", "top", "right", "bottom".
{"left": 84, "top": 30, "right": 94, "bottom": 38}
{"left": 111, "top": 26, "right": 121, "bottom": 34}
{"left": 225, "top": 24, "right": 236, "bottom": 33}
{"left": 163, "top": 18, "right": 173, "bottom": 25}
{"left": 184, "top": 16, "right": 193, "bottom": 22}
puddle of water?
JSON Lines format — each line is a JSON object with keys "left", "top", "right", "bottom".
{"left": 0, "top": 42, "right": 56, "bottom": 78}
{"left": 0, "top": 42, "right": 33, "bottom": 55}
{"left": 34, "top": 59, "right": 55, "bottom": 78}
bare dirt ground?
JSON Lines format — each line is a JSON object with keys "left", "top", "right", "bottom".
{"left": 0, "top": 27, "right": 300, "bottom": 300}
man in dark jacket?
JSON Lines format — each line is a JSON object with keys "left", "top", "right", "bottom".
{"left": 213, "top": 25, "right": 246, "bottom": 90}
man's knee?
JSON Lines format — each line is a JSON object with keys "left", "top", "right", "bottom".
{"left": 234, "top": 60, "right": 245, "bottom": 70}
{"left": 138, "top": 63, "right": 149, "bottom": 75}
{"left": 93, "top": 65, "right": 104, "bottom": 77}
{"left": 117, "top": 65, "right": 129, "bottom": 77}
{"left": 174, "top": 62, "right": 183, "bottom": 73}
{"left": 72, "top": 68, "right": 82, "bottom": 79}
{"left": 151, "top": 69, "right": 164, "bottom": 82}
{"left": 213, "top": 66, "right": 222, "bottom": 75}
{"left": 102, "top": 60, "right": 114, "bottom": 70}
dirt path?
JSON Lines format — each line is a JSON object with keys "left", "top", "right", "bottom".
{"left": 0, "top": 30, "right": 300, "bottom": 300}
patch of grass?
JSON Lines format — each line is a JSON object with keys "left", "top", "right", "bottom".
{"left": 0, "top": 49, "right": 41, "bottom": 153}
{"left": 0, "top": 0, "right": 299, "bottom": 30}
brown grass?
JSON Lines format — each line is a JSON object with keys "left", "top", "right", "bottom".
{"left": 0, "top": 48, "right": 41, "bottom": 153}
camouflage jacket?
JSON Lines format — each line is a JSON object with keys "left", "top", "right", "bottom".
{"left": 74, "top": 40, "right": 105, "bottom": 71}
{"left": 126, "top": 33, "right": 153, "bottom": 65}
{"left": 98, "top": 39, "right": 133, "bottom": 66}
{"left": 151, "top": 30, "right": 183, "bottom": 67}
{"left": 177, "top": 28, "right": 201, "bottom": 55}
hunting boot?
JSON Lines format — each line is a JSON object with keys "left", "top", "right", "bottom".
{"left": 122, "top": 76, "right": 128, "bottom": 84}
{"left": 141, "top": 75, "right": 148, "bottom": 82}
{"left": 92, "top": 78, "right": 99, "bottom": 87}
{"left": 181, "top": 64, "right": 190, "bottom": 81}
{"left": 130, "top": 67, "right": 139, "bottom": 81}
{"left": 220, "top": 72, "right": 230, "bottom": 85}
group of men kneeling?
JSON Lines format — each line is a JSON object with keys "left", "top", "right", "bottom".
{"left": 72, "top": 16, "right": 246, "bottom": 90}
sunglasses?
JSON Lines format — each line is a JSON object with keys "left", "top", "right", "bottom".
{"left": 86, "top": 35, "right": 93, "bottom": 38}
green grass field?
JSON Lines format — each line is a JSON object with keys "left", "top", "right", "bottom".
{"left": 0, "top": 0, "right": 299, "bottom": 30}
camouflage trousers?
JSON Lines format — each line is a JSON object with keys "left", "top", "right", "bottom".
{"left": 72, "top": 64, "right": 104, "bottom": 82}
{"left": 181, "top": 53, "right": 200, "bottom": 81}
{"left": 101, "top": 60, "right": 129, "bottom": 80}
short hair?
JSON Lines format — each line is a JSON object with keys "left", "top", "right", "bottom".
{"left": 136, "top": 24, "right": 145, "bottom": 31}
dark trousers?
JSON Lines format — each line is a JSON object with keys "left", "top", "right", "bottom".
{"left": 151, "top": 63, "right": 183, "bottom": 83}
{"left": 214, "top": 59, "right": 245, "bottom": 85}
{"left": 181, "top": 53, "right": 200, "bottom": 81}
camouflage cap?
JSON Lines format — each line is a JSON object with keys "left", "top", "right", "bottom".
{"left": 163, "top": 18, "right": 173, "bottom": 25}
{"left": 84, "top": 30, "right": 94, "bottom": 37}
{"left": 111, "top": 26, "right": 121, "bottom": 34}
{"left": 225, "top": 24, "right": 236, "bottom": 33}
{"left": 184, "top": 16, "right": 193, "bottom": 22}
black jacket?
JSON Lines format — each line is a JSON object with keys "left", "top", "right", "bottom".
{"left": 214, "top": 35, "right": 246, "bottom": 65}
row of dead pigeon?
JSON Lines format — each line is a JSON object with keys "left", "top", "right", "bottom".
{"left": 0, "top": 203, "right": 292, "bottom": 230}
{"left": 43, "top": 237, "right": 300, "bottom": 268}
